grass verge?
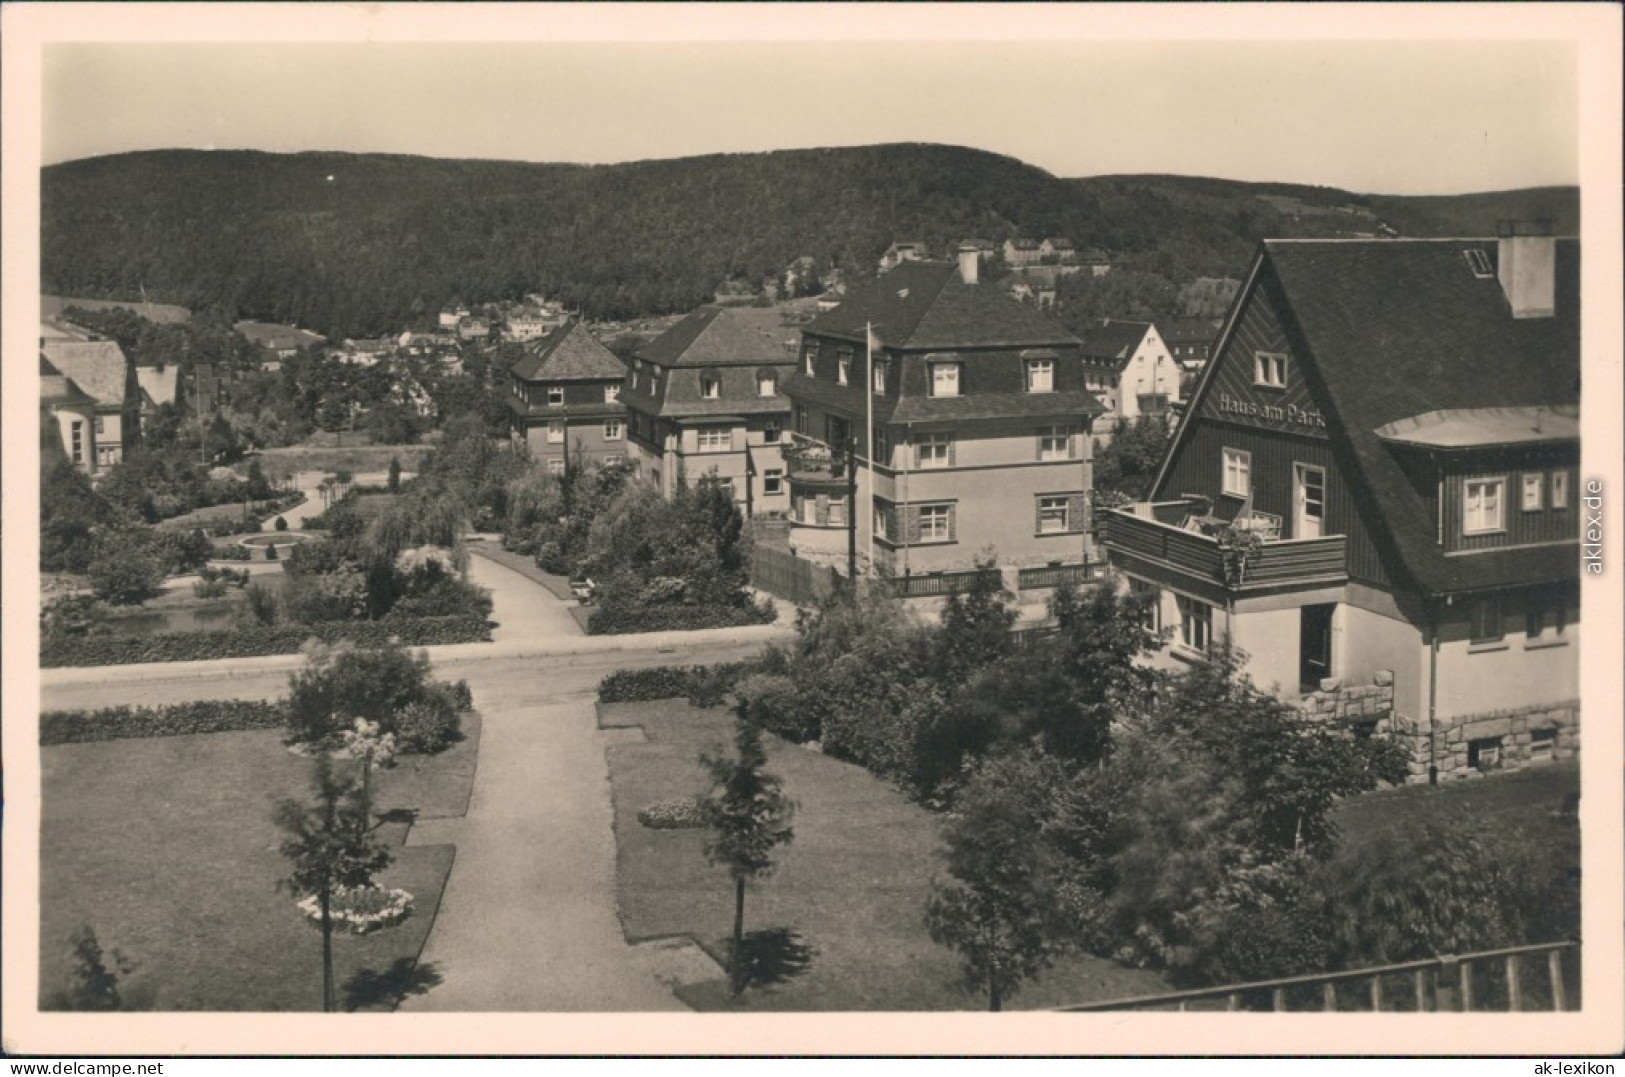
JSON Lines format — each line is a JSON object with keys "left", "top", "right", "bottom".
{"left": 40, "top": 718, "right": 478, "bottom": 1011}
{"left": 599, "top": 698, "right": 1170, "bottom": 1011}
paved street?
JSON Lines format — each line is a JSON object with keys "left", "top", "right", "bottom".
{"left": 40, "top": 548, "right": 786, "bottom": 1010}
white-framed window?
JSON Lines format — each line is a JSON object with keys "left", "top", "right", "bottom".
{"left": 1038, "top": 426, "right": 1074, "bottom": 461}
{"left": 758, "top": 373, "right": 776, "bottom": 397}
{"left": 1551, "top": 470, "right": 1569, "bottom": 509}
{"left": 1222, "top": 448, "right": 1252, "bottom": 498}
{"left": 1037, "top": 496, "right": 1069, "bottom": 534}
{"left": 828, "top": 496, "right": 847, "bottom": 526}
{"left": 837, "top": 351, "right": 851, "bottom": 386}
{"left": 763, "top": 468, "right": 784, "bottom": 496}
{"left": 94, "top": 415, "right": 105, "bottom": 435}
{"left": 873, "top": 359, "right": 888, "bottom": 394}
{"left": 604, "top": 419, "right": 624, "bottom": 441}
{"left": 803, "top": 341, "right": 819, "bottom": 376}
{"left": 1176, "top": 595, "right": 1212, "bottom": 652}
{"left": 874, "top": 504, "right": 891, "bottom": 542}
{"left": 916, "top": 433, "right": 953, "bottom": 469}
{"left": 1026, "top": 359, "right": 1054, "bottom": 393}
{"left": 604, "top": 385, "right": 621, "bottom": 403}
{"left": 763, "top": 419, "right": 781, "bottom": 443}
{"left": 696, "top": 426, "right": 731, "bottom": 453}
{"left": 930, "top": 362, "right": 961, "bottom": 398}
{"left": 545, "top": 421, "right": 566, "bottom": 444}
{"left": 70, "top": 421, "right": 84, "bottom": 463}
{"left": 631, "top": 370, "right": 640, "bottom": 389}
{"left": 97, "top": 446, "right": 118, "bottom": 467}
{"left": 700, "top": 375, "right": 720, "bottom": 399}
{"left": 1130, "top": 578, "right": 1161, "bottom": 632}
{"left": 547, "top": 386, "right": 565, "bottom": 405}
{"left": 918, "top": 504, "right": 953, "bottom": 542}
{"left": 1085, "top": 371, "right": 1111, "bottom": 392}
{"left": 794, "top": 406, "right": 808, "bottom": 435}
{"left": 1254, "top": 351, "right": 1288, "bottom": 388}
{"left": 1470, "top": 595, "right": 1504, "bottom": 642}
{"left": 1464, "top": 477, "right": 1505, "bottom": 534}
{"left": 547, "top": 458, "right": 567, "bottom": 474}
{"left": 1522, "top": 473, "right": 1544, "bottom": 511}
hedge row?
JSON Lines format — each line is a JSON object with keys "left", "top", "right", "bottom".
{"left": 40, "top": 616, "right": 492, "bottom": 668}
{"left": 585, "top": 601, "right": 776, "bottom": 636}
{"left": 597, "top": 662, "right": 749, "bottom": 707}
{"left": 41, "top": 699, "right": 286, "bottom": 746}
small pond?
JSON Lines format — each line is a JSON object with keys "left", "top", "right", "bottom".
{"left": 240, "top": 533, "right": 311, "bottom": 548}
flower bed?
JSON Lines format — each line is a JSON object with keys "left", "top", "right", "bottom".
{"left": 585, "top": 600, "right": 776, "bottom": 636}
{"left": 297, "top": 885, "right": 414, "bottom": 935}
{"left": 40, "top": 616, "right": 492, "bottom": 667}
{"left": 636, "top": 797, "right": 706, "bottom": 829}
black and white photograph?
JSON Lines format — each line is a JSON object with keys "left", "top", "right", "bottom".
{"left": 3, "top": 2, "right": 1622, "bottom": 1059}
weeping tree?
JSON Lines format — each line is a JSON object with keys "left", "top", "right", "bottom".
{"left": 273, "top": 755, "right": 393, "bottom": 1012}
{"left": 699, "top": 720, "right": 795, "bottom": 996}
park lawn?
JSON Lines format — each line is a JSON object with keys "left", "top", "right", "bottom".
{"left": 600, "top": 699, "right": 1171, "bottom": 1012}
{"left": 468, "top": 545, "right": 578, "bottom": 602}
{"left": 253, "top": 443, "right": 435, "bottom": 478}
{"left": 40, "top": 720, "right": 477, "bottom": 1011}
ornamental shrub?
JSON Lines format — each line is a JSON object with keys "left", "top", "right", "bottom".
{"left": 637, "top": 798, "right": 707, "bottom": 829}
{"left": 40, "top": 616, "right": 491, "bottom": 667}
{"left": 40, "top": 699, "right": 286, "bottom": 745}
{"left": 275, "top": 516, "right": 289, "bottom": 532}
{"left": 597, "top": 663, "right": 748, "bottom": 705}
{"left": 392, "top": 696, "right": 464, "bottom": 754}
{"left": 731, "top": 673, "right": 814, "bottom": 742}
{"left": 585, "top": 600, "right": 775, "bottom": 636}
{"left": 87, "top": 548, "right": 165, "bottom": 606}
{"left": 283, "top": 641, "right": 472, "bottom": 752}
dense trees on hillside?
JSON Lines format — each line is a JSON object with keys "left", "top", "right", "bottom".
{"left": 43, "top": 146, "right": 1572, "bottom": 339}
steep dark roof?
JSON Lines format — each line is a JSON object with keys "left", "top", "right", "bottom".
{"left": 235, "top": 321, "right": 327, "bottom": 351}
{"left": 511, "top": 321, "right": 627, "bottom": 382}
{"left": 39, "top": 355, "right": 96, "bottom": 408}
{"left": 1158, "top": 316, "right": 1223, "bottom": 346}
{"left": 40, "top": 341, "right": 128, "bottom": 409}
{"left": 636, "top": 305, "right": 799, "bottom": 367}
{"left": 1077, "top": 318, "right": 1152, "bottom": 363}
{"left": 1180, "top": 237, "right": 1580, "bottom": 596}
{"left": 805, "top": 260, "right": 1080, "bottom": 351}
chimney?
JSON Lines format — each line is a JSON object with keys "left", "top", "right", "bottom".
{"left": 1497, "top": 219, "right": 1556, "bottom": 319}
{"left": 957, "top": 244, "right": 979, "bottom": 286}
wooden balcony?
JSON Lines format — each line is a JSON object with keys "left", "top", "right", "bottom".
{"left": 782, "top": 432, "right": 849, "bottom": 489}
{"left": 1102, "top": 502, "right": 1347, "bottom": 593}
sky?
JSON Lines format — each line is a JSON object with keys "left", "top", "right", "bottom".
{"left": 27, "top": 6, "right": 1586, "bottom": 196}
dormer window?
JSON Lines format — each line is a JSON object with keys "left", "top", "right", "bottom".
{"left": 1521, "top": 473, "right": 1544, "bottom": 511}
{"left": 700, "top": 375, "right": 720, "bottom": 400}
{"left": 758, "top": 372, "right": 776, "bottom": 397}
{"left": 1026, "top": 359, "right": 1054, "bottom": 393}
{"left": 873, "top": 359, "right": 888, "bottom": 394}
{"left": 1464, "top": 249, "right": 1494, "bottom": 278}
{"left": 803, "top": 341, "right": 819, "bottom": 376}
{"left": 1254, "top": 352, "right": 1287, "bottom": 389}
{"left": 930, "top": 362, "right": 961, "bottom": 398}
{"left": 1463, "top": 477, "right": 1505, "bottom": 535}
{"left": 604, "top": 385, "right": 621, "bottom": 403}
{"left": 547, "top": 386, "right": 565, "bottom": 405}
{"left": 837, "top": 353, "right": 851, "bottom": 386}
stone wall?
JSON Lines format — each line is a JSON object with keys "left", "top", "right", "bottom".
{"left": 1298, "top": 671, "right": 1579, "bottom": 784}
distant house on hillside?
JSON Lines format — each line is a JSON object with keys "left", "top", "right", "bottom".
{"left": 234, "top": 321, "right": 328, "bottom": 361}
{"left": 1003, "top": 238, "right": 1045, "bottom": 267}
{"left": 879, "top": 241, "right": 930, "bottom": 273}
{"left": 40, "top": 354, "right": 100, "bottom": 475}
{"left": 623, "top": 304, "right": 800, "bottom": 514}
{"left": 40, "top": 340, "right": 139, "bottom": 470}
{"left": 458, "top": 318, "right": 490, "bottom": 342}
{"left": 1159, "top": 316, "right": 1225, "bottom": 374}
{"left": 507, "top": 321, "right": 630, "bottom": 471}
{"left": 1077, "top": 318, "right": 1180, "bottom": 430}
{"left": 136, "top": 365, "right": 180, "bottom": 411}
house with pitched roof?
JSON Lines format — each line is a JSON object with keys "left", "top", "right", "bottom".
{"left": 879, "top": 241, "right": 931, "bottom": 273}
{"left": 1101, "top": 224, "right": 1580, "bottom": 782}
{"left": 622, "top": 305, "right": 800, "bottom": 513}
{"left": 39, "top": 340, "right": 138, "bottom": 470}
{"left": 136, "top": 365, "right": 180, "bottom": 415}
{"left": 1158, "top": 316, "right": 1225, "bottom": 374}
{"left": 40, "top": 355, "right": 100, "bottom": 474}
{"left": 1002, "top": 238, "right": 1045, "bottom": 267}
{"left": 1077, "top": 317, "right": 1180, "bottom": 428}
{"left": 783, "top": 248, "right": 1103, "bottom": 576}
{"left": 507, "top": 321, "right": 630, "bottom": 472}
{"left": 235, "top": 321, "right": 328, "bottom": 361}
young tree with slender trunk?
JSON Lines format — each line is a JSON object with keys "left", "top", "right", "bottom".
{"left": 699, "top": 720, "right": 795, "bottom": 997}
{"left": 273, "top": 755, "right": 393, "bottom": 1012}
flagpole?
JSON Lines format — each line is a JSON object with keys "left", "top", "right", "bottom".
{"left": 865, "top": 321, "right": 876, "bottom": 577}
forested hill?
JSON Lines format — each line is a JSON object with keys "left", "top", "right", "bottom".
{"left": 41, "top": 144, "right": 1580, "bottom": 339}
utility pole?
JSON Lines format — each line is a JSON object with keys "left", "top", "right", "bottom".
{"left": 846, "top": 432, "right": 858, "bottom": 584}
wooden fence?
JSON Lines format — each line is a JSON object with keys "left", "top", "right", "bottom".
{"left": 1058, "top": 940, "right": 1580, "bottom": 1013}
{"left": 887, "top": 569, "right": 1000, "bottom": 599}
{"left": 749, "top": 544, "right": 839, "bottom": 608}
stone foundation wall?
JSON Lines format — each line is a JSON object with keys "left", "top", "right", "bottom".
{"left": 1298, "top": 672, "right": 1579, "bottom": 785}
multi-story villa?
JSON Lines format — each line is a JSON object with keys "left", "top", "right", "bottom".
{"left": 1102, "top": 224, "right": 1580, "bottom": 781}
{"left": 782, "top": 248, "right": 1103, "bottom": 576}
{"left": 507, "top": 320, "right": 630, "bottom": 472}
{"left": 622, "top": 305, "right": 800, "bottom": 515}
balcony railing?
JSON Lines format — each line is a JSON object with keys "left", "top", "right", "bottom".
{"left": 1059, "top": 940, "right": 1579, "bottom": 1013}
{"left": 782, "top": 432, "right": 848, "bottom": 487}
{"left": 1017, "top": 561, "right": 1108, "bottom": 590}
{"left": 1102, "top": 502, "right": 1347, "bottom": 592}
